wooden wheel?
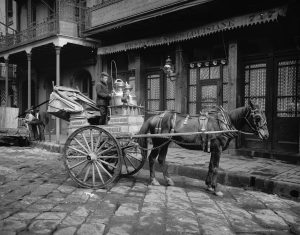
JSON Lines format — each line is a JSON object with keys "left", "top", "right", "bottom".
{"left": 63, "top": 126, "right": 122, "bottom": 189}
{"left": 119, "top": 139, "right": 147, "bottom": 176}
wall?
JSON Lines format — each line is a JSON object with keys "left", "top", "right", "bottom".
{"left": 20, "top": 4, "right": 27, "bottom": 31}
{"left": 89, "top": 0, "right": 194, "bottom": 28}
{"left": 36, "top": 2, "right": 48, "bottom": 24}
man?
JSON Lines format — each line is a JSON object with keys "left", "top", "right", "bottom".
{"left": 96, "top": 72, "right": 112, "bottom": 125}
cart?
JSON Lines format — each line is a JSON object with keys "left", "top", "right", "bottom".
{"left": 47, "top": 83, "right": 147, "bottom": 188}
{"left": 47, "top": 84, "right": 243, "bottom": 189}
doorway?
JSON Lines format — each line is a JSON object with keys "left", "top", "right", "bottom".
{"left": 241, "top": 54, "right": 300, "bottom": 154}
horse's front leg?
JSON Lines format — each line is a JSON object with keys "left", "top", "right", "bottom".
{"left": 205, "top": 139, "right": 223, "bottom": 196}
{"left": 157, "top": 145, "right": 174, "bottom": 186}
{"left": 148, "top": 148, "right": 160, "bottom": 186}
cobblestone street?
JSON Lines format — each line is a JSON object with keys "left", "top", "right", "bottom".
{"left": 0, "top": 146, "right": 300, "bottom": 235}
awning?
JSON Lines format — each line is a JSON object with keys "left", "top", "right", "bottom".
{"left": 98, "top": 6, "right": 287, "bottom": 55}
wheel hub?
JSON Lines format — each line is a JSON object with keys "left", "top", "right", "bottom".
{"left": 87, "top": 152, "right": 97, "bottom": 161}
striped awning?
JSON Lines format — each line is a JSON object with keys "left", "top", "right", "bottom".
{"left": 98, "top": 6, "right": 287, "bottom": 55}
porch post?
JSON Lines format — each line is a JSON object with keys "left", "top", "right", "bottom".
{"left": 5, "top": 57, "right": 9, "bottom": 107}
{"left": 135, "top": 53, "right": 144, "bottom": 107}
{"left": 94, "top": 54, "right": 103, "bottom": 101}
{"left": 175, "top": 43, "right": 188, "bottom": 113}
{"left": 228, "top": 41, "right": 239, "bottom": 149}
{"left": 27, "top": 52, "right": 32, "bottom": 109}
{"left": 55, "top": 46, "right": 61, "bottom": 144}
{"left": 228, "top": 42, "right": 238, "bottom": 111}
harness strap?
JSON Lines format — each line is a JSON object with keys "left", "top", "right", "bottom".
{"left": 170, "top": 113, "right": 177, "bottom": 133}
{"left": 155, "top": 112, "right": 166, "bottom": 134}
{"left": 183, "top": 115, "right": 189, "bottom": 125}
{"left": 199, "top": 113, "right": 208, "bottom": 132}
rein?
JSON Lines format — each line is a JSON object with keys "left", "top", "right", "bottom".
{"left": 243, "top": 107, "right": 267, "bottom": 133}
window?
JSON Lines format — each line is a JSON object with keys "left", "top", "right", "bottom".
{"left": 277, "top": 60, "right": 300, "bottom": 117}
{"left": 147, "top": 74, "right": 161, "bottom": 112}
{"left": 7, "top": 0, "right": 13, "bottom": 25}
{"left": 244, "top": 63, "right": 266, "bottom": 111}
{"left": 188, "top": 61, "right": 225, "bottom": 115}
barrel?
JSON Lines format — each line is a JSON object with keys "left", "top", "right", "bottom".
{"left": 0, "top": 107, "right": 19, "bottom": 129}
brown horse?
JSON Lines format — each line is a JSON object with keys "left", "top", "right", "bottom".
{"left": 138, "top": 101, "right": 269, "bottom": 196}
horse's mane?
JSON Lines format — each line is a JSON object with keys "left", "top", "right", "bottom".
{"left": 228, "top": 106, "right": 249, "bottom": 128}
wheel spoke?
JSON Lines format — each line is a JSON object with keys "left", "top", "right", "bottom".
{"left": 125, "top": 154, "right": 138, "bottom": 170}
{"left": 94, "top": 161, "right": 105, "bottom": 184}
{"left": 125, "top": 152, "right": 142, "bottom": 162}
{"left": 68, "top": 146, "right": 87, "bottom": 156}
{"left": 123, "top": 154, "right": 130, "bottom": 173}
{"left": 73, "top": 137, "right": 90, "bottom": 154}
{"left": 96, "top": 160, "right": 112, "bottom": 178}
{"left": 99, "top": 159, "right": 117, "bottom": 169}
{"left": 92, "top": 163, "right": 95, "bottom": 186}
{"left": 99, "top": 155, "right": 119, "bottom": 159}
{"left": 81, "top": 132, "right": 91, "bottom": 152}
{"left": 94, "top": 132, "right": 103, "bottom": 151}
{"left": 95, "top": 139, "right": 108, "bottom": 154}
{"left": 98, "top": 146, "right": 117, "bottom": 156}
{"left": 90, "top": 129, "right": 94, "bottom": 152}
{"left": 66, "top": 155, "right": 86, "bottom": 159}
{"left": 69, "top": 159, "right": 88, "bottom": 170}
{"left": 75, "top": 162, "right": 89, "bottom": 177}
{"left": 83, "top": 164, "right": 91, "bottom": 182}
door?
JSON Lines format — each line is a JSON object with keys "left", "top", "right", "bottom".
{"left": 145, "top": 69, "right": 164, "bottom": 116}
{"left": 188, "top": 63, "right": 223, "bottom": 116}
{"left": 241, "top": 61, "right": 268, "bottom": 150}
{"left": 272, "top": 57, "right": 300, "bottom": 153}
{"left": 145, "top": 68, "right": 176, "bottom": 118}
{"left": 241, "top": 56, "right": 300, "bottom": 153}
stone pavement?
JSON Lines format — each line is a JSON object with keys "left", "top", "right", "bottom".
{"left": 0, "top": 146, "right": 300, "bottom": 235}
{"left": 33, "top": 140, "right": 300, "bottom": 201}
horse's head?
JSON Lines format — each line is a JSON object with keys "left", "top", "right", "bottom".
{"left": 245, "top": 100, "right": 269, "bottom": 140}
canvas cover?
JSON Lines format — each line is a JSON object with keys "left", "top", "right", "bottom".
{"left": 47, "top": 85, "right": 99, "bottom": 122}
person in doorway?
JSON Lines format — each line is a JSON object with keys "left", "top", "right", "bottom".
{"left": 96, "top": 72, "right": 112, "bottom": 125}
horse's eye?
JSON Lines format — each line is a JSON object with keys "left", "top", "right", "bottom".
{"left": 254, "top": 115, "right": 261, "bottom": 123}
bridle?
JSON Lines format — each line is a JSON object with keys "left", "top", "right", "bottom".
{"left": 244, "top": 107, "right": 267, "bottom": 133}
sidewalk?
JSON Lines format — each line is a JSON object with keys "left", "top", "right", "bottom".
{"left": 32, "top": 140, "right": 300, "bottom": 201}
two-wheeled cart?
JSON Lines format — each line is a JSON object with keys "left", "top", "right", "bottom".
{"left": 47, "top": 83, "right": 147, "bottom": 189}
{"left": 47, "top": 84, "right": 241, "bottom": 189}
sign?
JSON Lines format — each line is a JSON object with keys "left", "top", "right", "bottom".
{"left": 98, "top": 6, "right": 287, "bottom": 55}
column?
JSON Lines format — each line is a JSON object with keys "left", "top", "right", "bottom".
{"left": 135, "top": 53, "right": 144, "bottom": 107}
{"left": 175, "top": 44, "right": 188, "bottom": 113}
{"left": 228, "top": 41, "right": 239, "bottom": 149}
{"left": 228, "top": 42, "right": 238, "bottom": 111}
{"left": 27, "top": 52, "right": 32, "bottom": 109}
{"left": 55, "top": 46, "right": 61, "bottom": 144}
{"left": 5, "top": 58, "right": 9, "bottom": 107}
{"left": 94, "top": 54, "right": 103, "bottom": 101}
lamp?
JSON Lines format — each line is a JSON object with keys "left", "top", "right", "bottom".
{"left": 163, "top": 56, "right": 177, "bottom": 81}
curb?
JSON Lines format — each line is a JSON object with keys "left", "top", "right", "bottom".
{"left": 31, "top": 141, "right": 300, "bottom": 201}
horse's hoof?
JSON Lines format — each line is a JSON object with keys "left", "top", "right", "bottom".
{"left": 206, "top": 186, "right": 214, "bottom": 192}
{"left": 166, "top": 177, "right": 174, "bottom": 186}
{"left": 150, "top": 178, "right": 160, "bottom": 186}
{"left": 214, "top": 191, "right": 224, "bottom": 197}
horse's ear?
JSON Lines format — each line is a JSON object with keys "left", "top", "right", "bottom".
{"left": 249, "top": 99, "right": 255, "bottom": 109}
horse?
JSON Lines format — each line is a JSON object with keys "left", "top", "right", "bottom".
{"left": 138, "top": 101, "right": 269, "bottom": 196}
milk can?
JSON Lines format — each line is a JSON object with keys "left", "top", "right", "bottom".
{"left": 111, "top": 79, "right": 125, "bottom": 106}
{"left": 123, "top": 82, "right": 137, "bottom": 106}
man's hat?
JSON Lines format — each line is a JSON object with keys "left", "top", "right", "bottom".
{"left": 101, "top": 72, "right": 110, "bottom": 77}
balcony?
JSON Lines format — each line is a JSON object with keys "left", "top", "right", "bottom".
{"left": 0, "top": 1, "right": 86, "bottom": 53}
{"left": 84, "top": 0, "right": 210, "bottom": 34}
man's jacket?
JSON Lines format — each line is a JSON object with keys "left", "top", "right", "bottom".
{"left": 96, "top": 81, "right": 111, "bottom": 106}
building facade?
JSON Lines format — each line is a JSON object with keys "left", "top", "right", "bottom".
{"left": 0, "top": 0, "right": 299, "bottom": 159}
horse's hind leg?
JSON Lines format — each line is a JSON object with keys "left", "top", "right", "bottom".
{"left": 148, "top": 147, "right": 160, "bottom": 186}
{"left": 205, "top": 139, "right": 223, "bottom": 196}
{"left": 157, "top": 144, "right": 174, "bottom": 186}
